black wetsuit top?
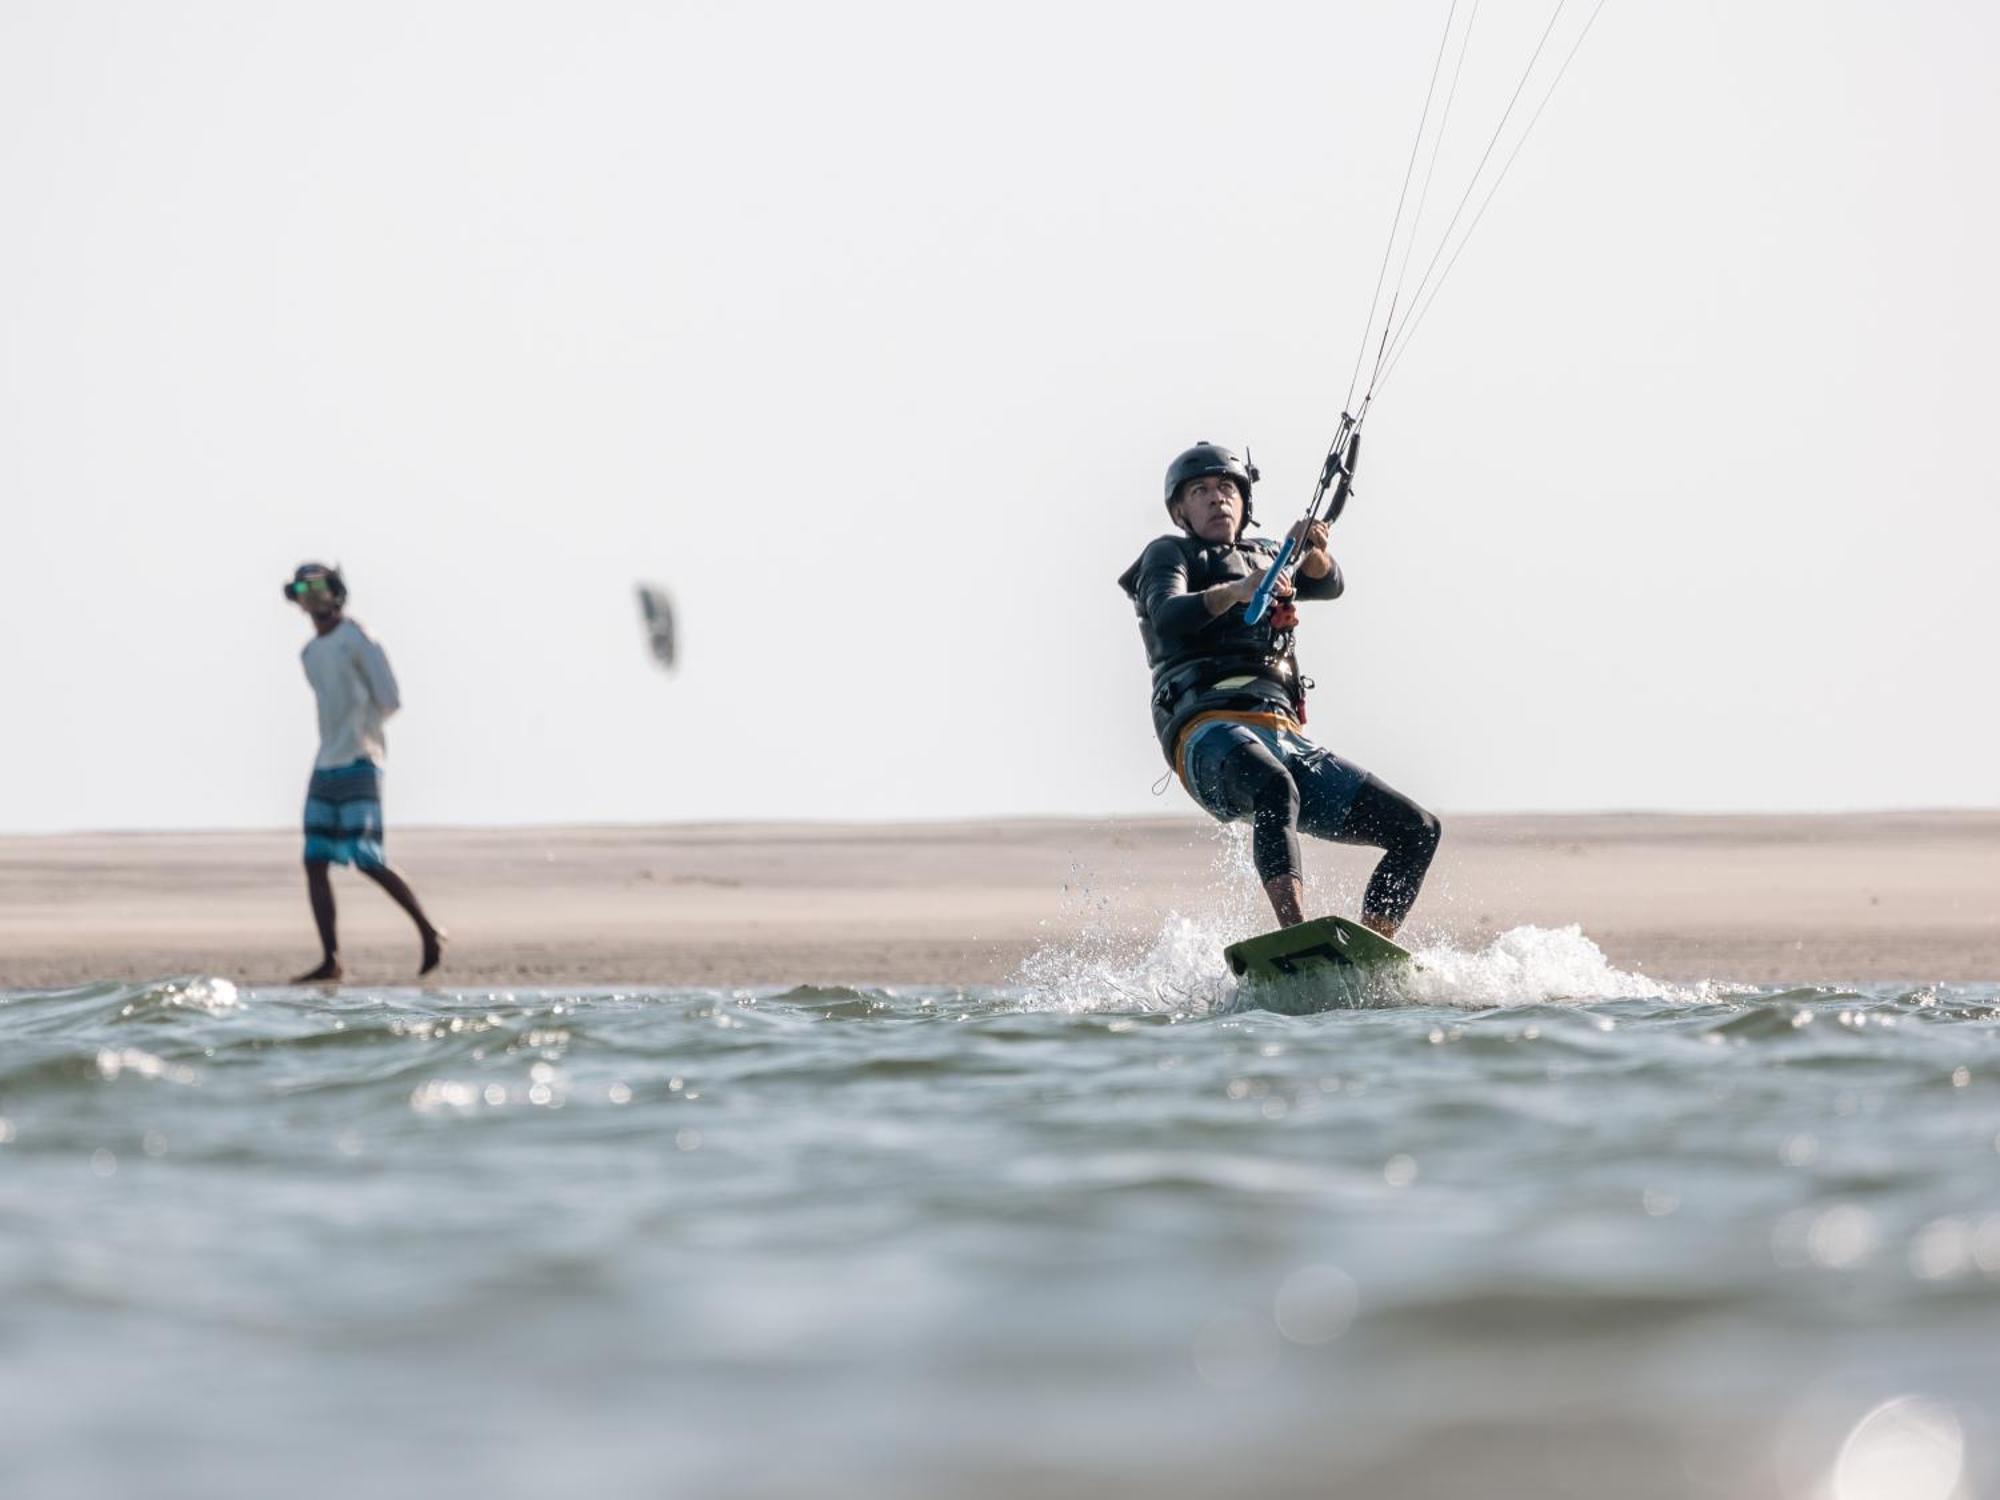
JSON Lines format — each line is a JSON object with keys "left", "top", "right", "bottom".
{"left": 1117, "top": 532, "right": 1344, "bottom": 764}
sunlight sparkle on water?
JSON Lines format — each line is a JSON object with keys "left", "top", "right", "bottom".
{"left": 1829, "top": 1397, "right": 1964, "bottom": 1500}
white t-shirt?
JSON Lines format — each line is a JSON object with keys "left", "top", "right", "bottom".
{"left": 301, "top": 617, "right": 401, "bottom": 769}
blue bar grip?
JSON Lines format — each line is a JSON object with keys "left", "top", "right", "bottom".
{"left": 1243, "top": 536, "right": 1298, "bottom": 626}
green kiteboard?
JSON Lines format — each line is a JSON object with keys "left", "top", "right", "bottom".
{"left": 1224, "top": 914, "right": 1413, "bottom": 983}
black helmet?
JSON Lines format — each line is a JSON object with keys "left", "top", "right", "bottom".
{"left": 282, "top": 561, "right": 347, "bottom": 604}
{"left": 1164, "top": 441, "right": 1259, "bottom": 528}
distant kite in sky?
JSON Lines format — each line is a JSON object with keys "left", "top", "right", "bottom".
{"left": 636, "top": 584, "right": 676, "bottom": 671}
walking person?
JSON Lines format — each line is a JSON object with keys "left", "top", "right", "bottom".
{"left": 283, "top": 563, "right": 445, "bottom": 981}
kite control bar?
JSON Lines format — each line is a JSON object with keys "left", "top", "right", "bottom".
{"left": 1244, "top": 413, "right": 1363, "bottom": 626}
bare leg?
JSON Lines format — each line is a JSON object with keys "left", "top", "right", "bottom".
{"left": 1262, "top": 874, "right": 1306, "bottom": 929}
{"left": 294, "top": 860, "right": 342, "bottom": 982}
{"left": 359, "top": 863, "right": 446, "bottom": 975}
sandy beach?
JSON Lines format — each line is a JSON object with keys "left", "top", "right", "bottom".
{"left": 2, "top": 811, "right": 1996, "bottom": 989}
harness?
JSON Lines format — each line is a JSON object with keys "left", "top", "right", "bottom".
{"left": 1152, "top": 650, "right": 1316, "bottom": 778}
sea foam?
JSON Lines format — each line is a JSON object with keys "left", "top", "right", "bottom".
{"left": 1015, "top": 916, "right": 1740, "bottom": 1017}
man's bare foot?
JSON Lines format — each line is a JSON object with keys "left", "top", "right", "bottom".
{"left": 1360, "top": 913, "right": 1399, "bottom": 940}
{"left": 419, "top": 928, "right": 447, "bottom": 977}
{"left": 293, "top": 958, "right": 343, "bottom": 984}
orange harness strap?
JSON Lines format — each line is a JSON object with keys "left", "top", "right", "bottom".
{"left": 1172, "top": 709, "right": 1301, "bottom": 792}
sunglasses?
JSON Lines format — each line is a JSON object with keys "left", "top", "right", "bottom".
{"left": 283, "top": 577, "right": 335, "bottom": 600}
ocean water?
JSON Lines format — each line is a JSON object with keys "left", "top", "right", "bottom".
{"left": 3, "top": 921, "right": 1998, "bottom": 1500}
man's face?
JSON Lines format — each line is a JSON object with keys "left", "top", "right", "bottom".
{"left": 1175, "top": 475, "right": 1244, "bottom": 543}
{"left": 288, "top": 576, "right": 342, "bottom": 622}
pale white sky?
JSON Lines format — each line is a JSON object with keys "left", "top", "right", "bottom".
{"left": 3, "top": 1, "right": 1995, "bottom": 834}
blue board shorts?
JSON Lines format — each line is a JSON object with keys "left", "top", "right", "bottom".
{"left": 1181, "top": 717, "right": 1369, "bottom": 834}
{"left": 303, "top": 759, "right": 387, "bottom": 871}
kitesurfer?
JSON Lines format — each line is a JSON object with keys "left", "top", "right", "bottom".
{"left": 1118, "top": 444, "right": 1439, "bottom": 937}
{"left": 284, "top": 563, "right": 445, "bottom": 982}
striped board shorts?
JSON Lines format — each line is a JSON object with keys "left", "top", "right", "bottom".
{"left": 303, "top": 759, "right": 388, "bottom": 870}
